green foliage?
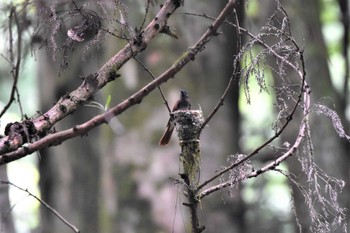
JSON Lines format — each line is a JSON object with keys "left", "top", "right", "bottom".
{"left": 104, "top": 94, "right": 112, "bottom": 111}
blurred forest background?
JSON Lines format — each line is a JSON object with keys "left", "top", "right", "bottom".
{"left": 0, "top": 0, "right": 349, "bottom": 233}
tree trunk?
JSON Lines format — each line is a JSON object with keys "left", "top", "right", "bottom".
{"left": 0, "top": 166, "right": 16, "bottom": 233}
{"left": 282, "top": 0, "right": 349, "bottom": 231}
{"left": 35, "top": 1, "right": 101, "bottom": 232}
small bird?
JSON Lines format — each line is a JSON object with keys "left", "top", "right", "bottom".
{"left": 159, "top": 90, "right": 191, "bottom": 145}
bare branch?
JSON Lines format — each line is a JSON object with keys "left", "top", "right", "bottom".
{"left": 0, "top": 181, "right": 80, "bottom": 233}
{"left": 133, "top": 56, "right": 172, "bottom": 113}
{"left": 197, "top": 38, "right": 310, "bottom": 192}
{"left": 199, "top": 109, "right": 309, "bottom": 199}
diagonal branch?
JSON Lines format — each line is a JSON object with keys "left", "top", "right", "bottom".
{"left": 199, "top": 107, "right": 310, "bottom": 199}
{"left": 133, "top": 56, "right": 172, "bottom": 113}
{"left": 1, "top": 181, "right": 79, "bottom": 233}
{"left": 0, "top": 0, "right": 181, "bottom": 154}
{"left": 0, "top": 0, "right": 238, "bottom": 164}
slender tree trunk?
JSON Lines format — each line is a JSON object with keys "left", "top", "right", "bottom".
{"left": 221, "top": 0, "right": 246, "bottom": 232}
{"left": 35, "top": 1, "right": 101, "bottom": 232}
{"left": 200, "top": 1, "right": 246, "bottom": 233}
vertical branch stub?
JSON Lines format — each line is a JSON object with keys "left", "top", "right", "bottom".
{"left": 173, "top": 110, "right": 204, "bottom": 185}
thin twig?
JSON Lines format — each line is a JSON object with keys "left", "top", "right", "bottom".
{"left": 0, "top": 181, "right": 80, "bottom": 233}
{"left": 0, "top": 6, "right": 22, "bottom": 118}
{"left": 140, "top": 0, "right": 151, "bottom": 31}
{"left": 200, "top": 9, "right": 242, "bottom": 132}
{"left": 133, "top": 56, "right": 171, "bottom": 113}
